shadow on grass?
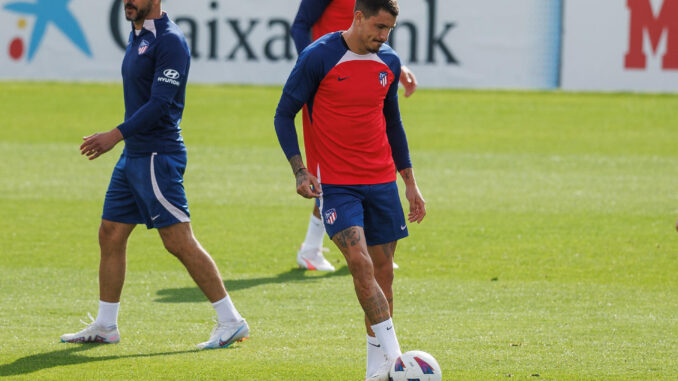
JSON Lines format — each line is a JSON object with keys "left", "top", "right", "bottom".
{"left": 155, "top": 266, "right": 350, "bottom": 303}
{"left": 0, "top": 344, "right": 198, "bottom": 377}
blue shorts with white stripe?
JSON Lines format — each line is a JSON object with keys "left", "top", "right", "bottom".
{"left": 102, "top": 152, "right": 191, "bottom": 229}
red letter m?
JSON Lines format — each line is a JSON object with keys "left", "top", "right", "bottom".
{"left": 625, "top": 0, "right": 678, "bottom": 69}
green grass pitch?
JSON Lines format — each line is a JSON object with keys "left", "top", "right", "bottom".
{"left": 0, "top": 82, "right": 676, "bottom": 380}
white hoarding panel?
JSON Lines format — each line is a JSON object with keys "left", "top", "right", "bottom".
{"left": 561, "top": 0, "right": 678, "bottom": 92}
{"left": 1, "top": 0, "right": 562, "bottom": 89}
{"left": 1, "top": 0, "right": 122, "bottom": 82}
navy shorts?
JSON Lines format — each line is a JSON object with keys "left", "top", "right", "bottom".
{"left": 102, "top": 152, "right": 191, "bottom": 229}
{"left": 318, "top": 182, "right": 408, "bottom": 246}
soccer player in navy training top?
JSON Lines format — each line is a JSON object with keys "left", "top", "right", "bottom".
{"left": 60, "top": 0, "right": 248, "bottom": 350}
{"left": 290, "top": 0, "right": 417, "bottom": 272}
{"left": 275, "top": 0, "right": 426, "bottom": 379}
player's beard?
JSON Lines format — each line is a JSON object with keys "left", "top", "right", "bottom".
{"left": 125, "top": 1, "right": 152, "bottom": 22}
{"left": 367, "top": 40, "right": 385, "bottom": 53}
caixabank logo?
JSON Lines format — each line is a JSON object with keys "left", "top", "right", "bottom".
{"left": 107, "top": 0, "right": 457, "bottom": 65}
{"left": 4, "top": 0, "right": 91, "bottom": 61}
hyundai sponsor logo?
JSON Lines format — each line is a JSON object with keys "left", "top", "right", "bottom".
{"left": 163, "top": 69, "right": 180, "bottom": 79}
{"left": 158, "top": 68, "right": 180, "bottom": 85}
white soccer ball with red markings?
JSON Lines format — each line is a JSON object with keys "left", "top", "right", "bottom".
{"left": 390, "top": 350, "right": 442, "bottom": 381}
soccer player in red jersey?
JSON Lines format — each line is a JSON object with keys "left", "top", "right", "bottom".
{"left": 276, "top": 1, "right": 426, "bottom": 379}
{"left": 290, "top": 0, "right": 417, "bottom": 272}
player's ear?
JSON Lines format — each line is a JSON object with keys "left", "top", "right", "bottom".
{"left": 355, "top": 10, "right": 365, "bottom": 25}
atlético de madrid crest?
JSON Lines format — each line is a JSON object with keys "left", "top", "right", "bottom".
{"left": 138, "top": 40, "right": 149, "bottom": 55}
{"left": 379, "top": 71, "right": 388, "bottom": 87}
{"left": 324, "top": 208, "right": 337, "bottom": 225}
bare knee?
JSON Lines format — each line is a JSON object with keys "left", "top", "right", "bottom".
{"left": 159, "top": 225, "right": 201, "bottom": 259}
{"left": 98, "top": 221, "right": 116, "bottom": 242}
{"left": 99, "top": 220, "right": 133, "bottom": 250}
{"left": 346, "top": 250, "right": 375, "bottom": 282}
{"left": 162, "top": 239, "right": 186, "bottom": 258}
{"left": 373, "top": 261, "right": 394, "bottom": 286}
{"left": 368, "top": 241, "right": 396, "bottom": 289}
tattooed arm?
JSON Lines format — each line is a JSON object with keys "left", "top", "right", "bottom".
{"left": 289, "top": 154, "right": 321, "bottom": 199}
{"left": 274, "top": 91, "right": 320, "bottom": 199}
{"left": 274, "top": 41, "right": 326, "bottom": 200}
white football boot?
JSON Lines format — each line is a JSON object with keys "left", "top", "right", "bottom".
{"left": 60, "top": 313, "right": 120, "bottom": 344}
{"left": 196, "top": 319, "right": 249, "bottom": 349}
{"left": 297, "top": 245, "right": 335, "bottom": 271}
{"left": 365, "top": 358, "right": 395, "bottom": 381}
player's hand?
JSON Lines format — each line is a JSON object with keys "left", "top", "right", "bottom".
{"left": 405, "top": 184, "right": 426, "bottom": 223}
{"left": 80, "top": 128, "right": 123, "bottom": 160}
{"left": 399, "top": 65, "right": 418, "bottom": 98}
{"left": 296, "top": 168, "right": 321, "bottom": 199}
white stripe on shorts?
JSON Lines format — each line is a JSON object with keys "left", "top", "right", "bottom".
{"left": 150, "top": 152, "right": 190, "bottom": 223}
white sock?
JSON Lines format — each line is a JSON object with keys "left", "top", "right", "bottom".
{"left": 95, "top": 301, "right": 119, "bottom": 329}
{"left": 302, "top": 213, "right": 325, "bottom": 250}
{"left": 212, "top": 294, "right": 243, "bottom": 323}
{"left": 371, "top": 318, "right": 402, "bottom": 360}
{"left": 366, "top": 334, "right": 386, "bottom": 377}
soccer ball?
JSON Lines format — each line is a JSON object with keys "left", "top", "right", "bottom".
{"left": 390, "top": 350, "right": 442, "bottom": 381}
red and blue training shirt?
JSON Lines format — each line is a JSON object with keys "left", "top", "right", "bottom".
{"left": 275, "top": 32, "right": 412, "bottom": 185}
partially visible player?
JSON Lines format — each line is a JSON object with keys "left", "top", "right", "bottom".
{"left": 60, "top": 0, "right": 248, "bottom": 350}
{"left": 275, "top": 0, "right": 426, "bottom": 379}
{"left": 291, "top": 0, "right": 417, "bottom": 98}
{"left": 290, "top": 0, "right": 416, "bottom": 272}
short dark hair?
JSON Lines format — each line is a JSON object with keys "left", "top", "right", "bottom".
{"left": 355, "top": 0, "right": 399, "bottom": 18}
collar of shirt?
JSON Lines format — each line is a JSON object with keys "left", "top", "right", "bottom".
{"left": 131, "top": 12, "right": 169, "bottom": 38}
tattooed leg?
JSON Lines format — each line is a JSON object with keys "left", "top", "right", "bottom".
{"left": 332, "top": 226, "right": 391, "bottom": 325}
{"left": 365, "top": 241, "right": 398, "bottom": 335}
